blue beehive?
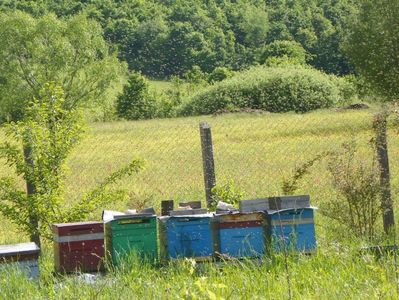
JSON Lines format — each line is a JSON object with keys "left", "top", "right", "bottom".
{"left": 163, "top": 214, "right": 215, "bottom": 260}
{"left": 268, "top": 208, "right": 316, "bottom": 253}
{"left": 0, "top": 242, "right": 40, "bottom": 279}
{"left": 216, "top": 212, "right": 267, "bottom": 258}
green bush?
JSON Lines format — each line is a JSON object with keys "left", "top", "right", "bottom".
{"left": 183, "top": 65, "right": 207, "bottom": 84}
{"left": 260, "top": 40, "right": 307, "bottom": 65}
{"left": 207, "top": 67, "right": 235, "bottom": 83}
{"left": 116, "top": 72, "right": 157, "bottom": 120}
{"left": 182, "top": 65, "right": 355, "bottom": 115}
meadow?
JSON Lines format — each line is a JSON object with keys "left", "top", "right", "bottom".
{"left": 1, "top": 107, "right": 399, "bottom": 299}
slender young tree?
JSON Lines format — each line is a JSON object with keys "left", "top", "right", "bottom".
{"left": 345, "top": 0, "right": 399, "bottom": 233}
{"left": 0, "top": 84, "right": 143, "bottom": 246}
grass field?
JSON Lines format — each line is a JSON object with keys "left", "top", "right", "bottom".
{"left": 1, "top": 108, "right": 399, "bottom": 299}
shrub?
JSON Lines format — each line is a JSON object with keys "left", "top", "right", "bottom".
{"left": 183, "top": 65, "right": 207, "bottom": 84}
{"left": 260, "top": 40, "right": 307, "bottom": 65}
{"left": 322, "top": 142, "right": 381, "bottom": 241}
{"left": 207, "top": 67, "right": 234, "bottom": 83}
{"left": 116, "top": 72, "right": 157, "bottom": 120}
{"left": 182, "top": 65, "right": 354, "bottom": 115}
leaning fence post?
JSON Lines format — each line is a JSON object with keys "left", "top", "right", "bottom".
{"left": 373, "top": 111, "right": 395, "bottom": 235}
{"left": 199, "top": 122, "right": 216, "bottom": 208}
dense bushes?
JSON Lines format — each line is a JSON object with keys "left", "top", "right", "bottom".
{"left": 182, "top": 65, "right": 354, "bottom": 115}
{"left": 116, "top": 66, "right": 356, "bottom": 120}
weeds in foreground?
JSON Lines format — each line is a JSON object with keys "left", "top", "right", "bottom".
{"left": 1, "top": 244, "right": 398, "bottom": 299}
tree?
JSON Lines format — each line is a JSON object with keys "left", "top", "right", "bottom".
{"left": 344, "top": 0, "right": 399, "bottom": 234}
{"left": 344, "top": 0, "right": 399, "bottom": 100}
{"left": 0, "top": 84, "right": 143, "bottom": 246}
{"left": 116, "top": 72, "right": 157, "bottom": 120}
{"left": 0, "top": 11, "right": 126, "bottom": 122}
{"left": 239, "top": 4, "right": 269, "bottom": 48}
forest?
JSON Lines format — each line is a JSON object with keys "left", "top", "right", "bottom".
{"left": 0, "top": 0, "right": 357, "bottom": 77}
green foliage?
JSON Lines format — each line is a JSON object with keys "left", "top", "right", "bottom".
{"left": 0, "top": 84, "right": 144, "bottom": 242}
{"left": 260, "top": 40, "right": 307, "bottom": 65}
{"left": 0, "top": 11, "right": 126, "bottom": 122}
{"left": 237, "top": 2, "right": 269, "bottom": 47}
{"left": 208, "top": 67, "right": 234, "bottom": 84}
{"left": 323, "top": 142, "right": 381, "bottom": 241}
{"left": 116, "top": 72, "right": 157, "bottom": 120}
{"left": 344, "top": 0, "right": 399, "bottom": 100}
{"left": 183, "top": 65, "right": 355, "bottom": 115}
{"left": 210, "top": 180, "right": 244, "bottom": 211}
{"left": 183, "top": 66, "right": 207, "bottom": 85}
{"left": 0, "top": 1, "right": 358, "bottom": 77}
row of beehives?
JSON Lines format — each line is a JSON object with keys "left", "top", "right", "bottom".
{"left": 0, "top": 195, "right": 316, "bottom": 277}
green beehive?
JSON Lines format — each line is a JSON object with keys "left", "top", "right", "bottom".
{"left": 105, "top": 214, "right": 158, "bottom": 266}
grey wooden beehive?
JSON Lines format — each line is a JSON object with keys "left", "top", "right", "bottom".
{"left": 0, "top": 242, "right": 40, "bottom": 279}
{"left": 239, "top": 198, "right": 270, "bottom": 213}
{"left": 268, "top": 195, "right": 310, "bottom": 210}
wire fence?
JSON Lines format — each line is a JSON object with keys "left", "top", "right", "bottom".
{"left": 1, "top": 107, "right": 399, "bottom": 244}
{"left": 61, "top": 108, "right": 397, "bottom": 214}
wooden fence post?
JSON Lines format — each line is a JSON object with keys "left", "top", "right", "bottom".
{"left": 23, "top": 145, "right": 40, "bottom": 248}
{"left": 199, "top": 122, "right": 216, "bottom": 208}
{"left": 373, "top": 111, "right": 395, "bottom": 235}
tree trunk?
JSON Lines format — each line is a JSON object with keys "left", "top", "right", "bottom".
{"left": 23, "top": 145, "right": 40, "bottom": 248}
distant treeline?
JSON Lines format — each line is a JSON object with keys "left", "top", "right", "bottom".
{"left": 0, "top": 0, "right": 358, "bottom": 78}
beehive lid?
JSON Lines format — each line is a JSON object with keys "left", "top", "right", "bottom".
{"left": 112, "top": 214, "right": 155, "bottom": 219}
{"left": 239, "top": 198, "right": 270, "bottom": 213}
{"left": 52, "top": 221, "right": 103, "bottom": 236}
{"left": 268, "top": 195, "right": 310, "bottom": 210}
{"left": 0, "top": 242, "right": 40, "bottom": 257}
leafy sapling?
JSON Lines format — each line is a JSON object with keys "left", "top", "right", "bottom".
{"left": 0, "top": 83, "right": 144, "bottom": 246}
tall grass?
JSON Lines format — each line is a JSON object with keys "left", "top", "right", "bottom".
{"left": 1, "top": 246, "right": 398, "bottom": 299}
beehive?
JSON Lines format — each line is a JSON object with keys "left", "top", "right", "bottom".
{"left": 163, "top": 214, "right": 215, "bottom": 260}
{"left": 105, "top": 214, "right": 158, "bottom": 266}
{"left": 53, "top": 221, "right": 105, "bottom": 273}
{"left": 268, "top": 208, "right": 316, "bottom": 253}
{"left": 216, "top": 212, "right": 267, "bottom": 258}
{"left": 0, "top": 242, "right": 40, "bottom": 279}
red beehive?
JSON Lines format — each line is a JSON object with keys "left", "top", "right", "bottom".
{"left": 52, "top": 221, "right": 105, "bottom": 273}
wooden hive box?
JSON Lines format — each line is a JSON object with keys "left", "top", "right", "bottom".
{"left": 239, "top": 198, "right": 270, "bottom": 213}
{"left": 215, "top": 212, "right": 267, "bottom": 258}
{"left": 105, "top": 214, "right": 158, "bottom": 266}
{"left": 268, "top": 195, "right": 310, "bottom": 210}
{"left": 163, "top": 214, "right": 216, "bottom": 261}
{"left": 0, "top": 242, "right": 40, "bottom": 279}
{"left": 267, "top": 208, "right": 316, "bottom": 253}
{"left": 52, "top": 221, "right": 105, "bottom": 273}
